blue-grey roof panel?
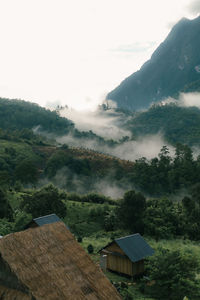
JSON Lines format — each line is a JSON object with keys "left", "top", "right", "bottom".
{"left": 115, "top": 233, "right": 154, "bottom": 262}
{"left": 33, "top": 214, "right": 61, "bottom": 226}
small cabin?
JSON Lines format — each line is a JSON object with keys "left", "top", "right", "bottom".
{"left": 100, "top": 233, "right": 154, "bottom": 277}
{"left": 26, "top": 213, "right": 62, "bottom": 228}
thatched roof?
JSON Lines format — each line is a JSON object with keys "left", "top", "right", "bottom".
{"left": 0, "top": 222, "right": 122, "bottom": 300}
{"left": 0, "top": 285, "right": 32, "bottom": 300}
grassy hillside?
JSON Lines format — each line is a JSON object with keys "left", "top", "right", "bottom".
{"left": 0, "top": 132, "right": 134, "bottom": 194}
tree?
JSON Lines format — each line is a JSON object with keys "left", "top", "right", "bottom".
{"left": 14, "top": 159, "right": 39, "bottom": 184}
{"left": 20, "top": 184, "right": 67, "bottom": 218}
{"left": 87, "top": 244, "right": 94, "bottom": 254}
{"left": 146, "top": 248, "right": 200, "bottom": 300}
{"left": 117, "top": 190, "right": 146, "bottom": 233}
{"left": 0, "top": 188, "right": 13, "bottom": 221}
{"left": 144, "top": 198, "right": 178, "bottom": 240}
{"left": 104, "top": 210, "right": 117, "bottom": 231}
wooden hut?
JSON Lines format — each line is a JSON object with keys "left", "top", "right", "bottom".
{"left": 0, "top": 221, "right": 122, "bottom": 300}
{"left": 100, "top": 233, "right": 154, "bottom": 277}
{"left": 26, "top": 213, "right": 62, "bottom": 228}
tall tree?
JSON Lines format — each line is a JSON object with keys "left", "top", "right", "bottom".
{"left": 20, "top": 184, "right": 67, "bottom": 218}
{"left": 117, "top": 190, "right": 146, "bottom": 233}
{"left": 0, "top": 188, "right": 13, "bottom": 221}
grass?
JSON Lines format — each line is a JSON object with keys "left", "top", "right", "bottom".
{"left": 64, "top": 200, "right": 115, "bottom": 237}
{"left": 146, "top": 237, "right": 200, "bottom": 264}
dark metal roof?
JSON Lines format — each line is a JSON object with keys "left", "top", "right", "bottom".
{"left": 115, "top": 233, "right": 154, "bottom": 262}
{"left": 33, "top": 214, "right": 61, "bottom": 226}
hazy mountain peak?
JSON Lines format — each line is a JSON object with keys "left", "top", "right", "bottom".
{"left": 106, "top": 16, "right": 200, "bottom": 110}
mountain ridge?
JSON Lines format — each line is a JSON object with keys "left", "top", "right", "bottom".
{"left": 106, "top": 16, "right": 200, "bottom": 110}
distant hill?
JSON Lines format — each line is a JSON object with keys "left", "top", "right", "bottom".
{"left": 125, "top": 103, "right": 200, "bottom": 146}
{"left": 0, "top": 98, "right": 74, "bottom": 135}
{"left": 0, "top": 98, "right": 118, "bottom": 147}
{"left": 107, "top": 16, "right": 200, "bottom": 110}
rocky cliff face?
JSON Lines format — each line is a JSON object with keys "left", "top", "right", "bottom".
{"left": 106, "top": 16, "right": 200, "bottom": 110}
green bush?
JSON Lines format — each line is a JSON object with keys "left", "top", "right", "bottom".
{"left": 87, "top": 244, "right": 94, "bottom": 254}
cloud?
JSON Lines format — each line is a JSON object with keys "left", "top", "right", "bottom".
{"left": 56, "top": 133, "right": 173, "bottom": 162}
{"left": 155, "top": 92, "right": 200, "bottom": 109}
{"left": 179, "top": 92, "right": 200, "bottom": 108}
{"left": 187, "top": 0, "right": 200, "bottom": 14}
{"left": 111, "top": 42, "right": 156, "bottom": 53}
{"left": 94, "top": 178, "right": 131, "bottom": 199}
{"left": 108, "top": 135, "right": 174, "bottom": 161}
{"left": 59, "top": 105, "right": 131, "bottom": 140}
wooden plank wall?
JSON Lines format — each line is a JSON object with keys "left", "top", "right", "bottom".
{"left": 107, "top": 253, "right": 133, "bottom": 276}
{"left": 103, "top": 242, "right": 145, "bottom": 276}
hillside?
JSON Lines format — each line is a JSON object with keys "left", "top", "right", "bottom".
{"left": 125, "top": 103, "right": 200, "bottom": 146}
{"left": 107, "top": 16, "right": 200, "bottom": 110}
{"left": 0, "top": 98, "right": 74, "bottom": 135}
{"left": 0, "top": 97, "right": 122, "bottom": 149}
{"left": 0, "top": 131, "right": 134, "bottom": 195}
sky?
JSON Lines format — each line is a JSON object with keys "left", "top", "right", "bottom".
{"left": 0, "top": 0, "right": 199, "bottom": 110}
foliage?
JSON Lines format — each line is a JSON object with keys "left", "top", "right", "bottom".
{"left": 0, "top": 188, "right": 13, "bottom": 221}
{"left": 77, "top": 236, "right": 82, "bottom": 243}
{"left": 127, "top": 104, "right": 200, "bottom": 146}
{"left": 144, "top": 198, "right": 179, "bottom": 240}
{"left": 145, "top": 248, "right": 200, "bottom": 300}
{"left": 117, "top": 190, "right": 146, "bottom": 233}
{"left": 104, "top": 210, "right": 117, "bottom": 231}
{"left": 87, "top": 244, "right": 94, "bottom": 254}
{"left": 13, "top": 211, "right": 32, "bottom": 232}
{"left": 0, "top": 219, "right": 13, "bottom": 235}
{"left": 0, "top": 98, "right": 74, "bottom": 135}
{"left": 14, "top": 158, "right": 39, "bottom": 184}
{"left": 131, "top": 144, "right": 200, "bottom": 195}
{"left": 20, "top": 184, "right": 67, "bottom": 218}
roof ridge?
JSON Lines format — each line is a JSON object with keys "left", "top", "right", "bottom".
{"left": 115, "top": 233, "right": 140, "bottom": 241}
{"left": 33, "top": 213, "right": 57, "bottom": 220}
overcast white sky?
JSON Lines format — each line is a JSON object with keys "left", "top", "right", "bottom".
{"left": 0, "top": 0, "right": 199, "bottom": 110}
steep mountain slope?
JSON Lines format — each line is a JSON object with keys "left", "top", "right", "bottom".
{"left": 107, "top": 16, "right": 200, "bottom": 110}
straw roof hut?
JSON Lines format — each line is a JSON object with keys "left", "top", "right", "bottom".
{"left": 0, "top": 285, "right": 32, "bottom": 300}
{"left": 0, "top": 222, "right": 122, "bottom": 300}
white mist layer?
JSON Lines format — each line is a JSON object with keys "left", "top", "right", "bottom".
{"left": 159, "top": 92, "right": 200, "bottom": 108}
{"left": 59, "top": 106, "right": 131, "bottom": 140}
{"left": 57, "top": 134, "right": 174, "bottom": 161}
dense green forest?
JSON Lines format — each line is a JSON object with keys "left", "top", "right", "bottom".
{"left": 125, "top": 103, "right": 200, "bottom": 146}
{"left": 0, "top": 98, "right": 119, "bottom": 147}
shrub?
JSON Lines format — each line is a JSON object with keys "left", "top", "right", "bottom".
{"left": 87, "top": 244, "right": 94, "bottom": 254}
{"left": 77, "top": 236, "right": 82, "bottom": 243}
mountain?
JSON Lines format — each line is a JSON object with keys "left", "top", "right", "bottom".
{"left": 106, "top": 16, "right": 200, "bottom": 110}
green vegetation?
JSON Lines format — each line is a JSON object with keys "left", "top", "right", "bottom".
{"left": 1, "top": 186, "right": 200, "bottom": 300}
{"left": 0, "top": 97, "right": 74, "bottom": 134}
{"left": 20, "top": 184, "right": 67, "bottom": 218}
{"left": 126, "top": 103, "right": 200, "bottom": 146}
{"left": 145, "top": 248, "right": 200, "bottom": 300}
{"left": 131, "top": 144, "right": 200, "bottom": 196}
